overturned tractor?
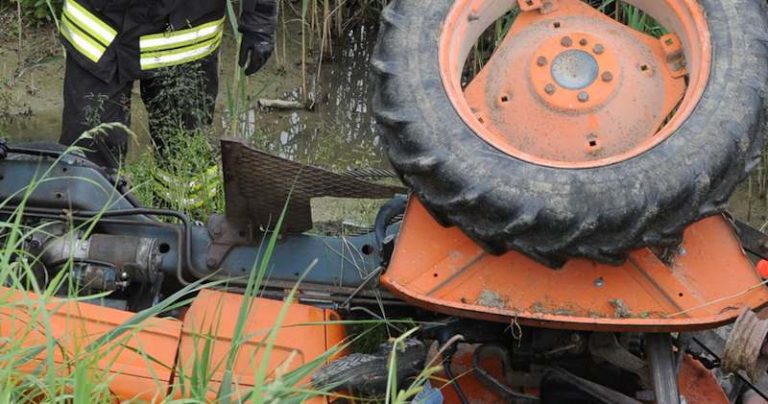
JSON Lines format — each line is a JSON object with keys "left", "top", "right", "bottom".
{"left": 2, "top": 0, "right": 768, "bottom": 402}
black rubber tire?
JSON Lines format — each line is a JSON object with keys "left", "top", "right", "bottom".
{"left": 372, "top": 0, "right": 768, "bottom": 267}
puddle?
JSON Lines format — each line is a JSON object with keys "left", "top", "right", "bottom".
{"left": 237, "top": 23, "right": 385, "bottom": 171}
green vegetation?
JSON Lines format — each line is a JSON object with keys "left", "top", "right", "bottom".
{"left": 0, "top": 138, "right": 431, "bottom": 402}
{"left": 1, "top": 0, "right": 61, "bottom": 23}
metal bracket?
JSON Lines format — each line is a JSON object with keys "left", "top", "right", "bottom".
{"left": 205, "top": 214, "right": 256, "bottom": 269}
{"left": 518, "top": 0, "right": 558, "bottom": 14}
{"left": 660, "top": 33, "right": 688, "bottom": 78}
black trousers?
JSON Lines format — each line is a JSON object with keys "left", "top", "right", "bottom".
{"left": 60, "top": 54, "right": 219, "bottom": 168}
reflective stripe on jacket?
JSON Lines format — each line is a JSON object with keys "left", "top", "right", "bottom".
{"left": 59, "top": 0, "right": 228, "bottom": 83}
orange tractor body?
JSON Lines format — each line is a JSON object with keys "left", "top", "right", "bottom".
{"left": 0, "top": 287, "right": 345, "bottom": 401}
{"left": 383, "top": 199, "right": 768, "bottom": 332}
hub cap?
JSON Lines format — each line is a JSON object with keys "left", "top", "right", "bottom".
{"left": 551, "top": 49, "right": 598, "bottom": 90}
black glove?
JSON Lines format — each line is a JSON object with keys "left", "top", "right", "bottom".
{"left": 239, "top": 30, "right": 274, "bottom": 75}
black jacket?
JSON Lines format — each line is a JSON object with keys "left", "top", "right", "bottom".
{"left": 61, "top": 0, "right": 276, "bottom": 83}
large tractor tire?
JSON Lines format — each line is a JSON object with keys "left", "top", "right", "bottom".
{"left": 372, "top": 0, "right": 768, "bottom": 267}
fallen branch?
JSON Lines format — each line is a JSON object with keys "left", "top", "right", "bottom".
{"left": 257, "top": 98, "right": 305, "bottom": 110}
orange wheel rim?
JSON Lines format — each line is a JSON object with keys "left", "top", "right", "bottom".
{"left": 439, "top": 0, "right": 711, "bottom": 168}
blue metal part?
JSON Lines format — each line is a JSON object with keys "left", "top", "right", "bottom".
{"left": 0, "top": 154, "right": 381, "bottom": 289}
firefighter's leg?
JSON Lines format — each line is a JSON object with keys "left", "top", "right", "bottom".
{"left": 140, "top": 53, "right": 219, "bottom": 158}
{"left": 60, "top": 56, "right": 133, "bottom": 169}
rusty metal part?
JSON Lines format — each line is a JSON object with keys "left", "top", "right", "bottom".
{"left": 220, "top": 138, "right": 404, "bottom": 235}
{"left": 205, "top": 213, "right": 254, "bottom": 269}
{"left": 213, "top": 138, "right": 404, "bottom": 267}
{"left": 440, "top": 0, "right": 710, "bottom": 168}
{"left": 723, "top": 309, "right": 768, "bottom": 381}
{"left": 645, "top": 333, "right": 680, "bottom": 404}
{"left": 518, "top": 0, "right": 558, "bottom": 14}
{"left": 588, "top": 333, "right": 649, "bottom": 386}
{"left": 660, "top": 33, "right": 688, "bottom": 78}
{"left": 72, "top": 264, "right": 126, "bottom": 292}
{"left": 733, "top": 219, "right": 768, "bottom": 260}
{"left": 472, "top": 344, "right": 538, "bottom": 402}
{"left": 41, "top": 233, "right": 162, "bottom": 283}
{"left": 381, "top": 198, "right": 768, "bottom": 332}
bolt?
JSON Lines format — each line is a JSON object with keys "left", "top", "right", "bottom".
{"left": 601, "top": 71, "right": 614, "bottom": 82}
{"left": 593, "top": 44, "right": 605, "bottom": 55}
{"left": 594, "top": 277, "right": 605, "bottom": 287}
{"left": 213, "top": 225, "right": 222, "bottom": 237}
{"left": 579, "top": 38, "right": 588, "bottom": 46}
{"left": 578, "top": 91, "right": 590, "bottom": 103}
{"left": 544, "top": 83, "right": 556, "bottom": 95}
{"left": 536, "top": 56, "right": 548, "bottom": 66}
{"left": 207, "top": 258, "right": 217, "bottom": 268}
{"left": 561, "top": 36, "right": 573, "bottom": 47}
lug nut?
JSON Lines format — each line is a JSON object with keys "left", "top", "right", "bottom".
{"left": 601, "top": 71, "right": 614, "bottom": 82}
{"left": 593, "top": 44, "right": 605, "bottom": 54}
{"left": 544, "top": 84, "right": 556, "bottom": 95}
{"left": 536, "top": 56, "right": 548, "bottom": 66}
{"left": 594, "top": 277, "right": 605, "bottom": 287}
{"left": 561, "top": 36, "right": 573, "bottom": 47}
{"left": 579, "top": 38, "right": 588, "bottom": 46}
{"left": 577, "top": 91, "right": 590, "bottom": 103}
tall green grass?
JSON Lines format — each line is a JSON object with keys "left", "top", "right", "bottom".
{"left": 0, "top": 137, "right": 437, "bottom": 402}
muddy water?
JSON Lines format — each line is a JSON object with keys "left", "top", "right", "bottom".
{"left": 239, "top": 24, "right": 386, "bottom": 171}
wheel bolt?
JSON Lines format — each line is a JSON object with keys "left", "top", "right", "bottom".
{"left": 601, "top": 71, "right": 614, "bottom": 82}
{"left": 579, "top": 38, "right": 588, "bottom": 46}
{"left": 561, "top": 36, "right": 573, "bottom": 47}
{"left": 536, "top": 56, "right": 548, "bottom": 67}
{"left": 593, "top": 44, "right": 605, "bottom": 54}
{"left": 545, "top": 84, "right": 556, "bottom": 95}
{"left": 577, "top": 91, "right": 590, "bottom": 102}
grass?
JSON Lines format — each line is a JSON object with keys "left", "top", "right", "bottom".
{"left": 0, "top": 137, "right": 436, "bottom": 402}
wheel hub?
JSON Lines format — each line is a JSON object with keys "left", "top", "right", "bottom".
{"left": 439, "top": 0, "right": 708, "bottom": 168}
{"left": 530, "top": 32, "right": 621, "bottom": 112}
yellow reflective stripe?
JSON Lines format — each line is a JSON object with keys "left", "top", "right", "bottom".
{"left": 61, "top": 14, "right": 106, "bottom": 63}
{"left": 140, "top": 18, "right": 225, "bottom": 52}
{"left": 62, "top": 0, "right": 116, "bottom": 47}
{"left": 153, "top": 165, "right": 219, "bottom": 192}
{"left": 140, "top": 32, "right": 222, "bottom": 70}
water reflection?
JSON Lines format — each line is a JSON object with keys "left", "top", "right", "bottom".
{"left": 240, "top": 23, "right": 386, "bottom": 172}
